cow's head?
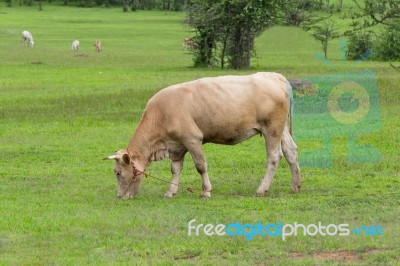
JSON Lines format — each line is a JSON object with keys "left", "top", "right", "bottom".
{"left": 104, "top": 150, "right": 144, "bottom": 199}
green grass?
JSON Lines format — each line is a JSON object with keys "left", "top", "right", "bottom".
{"left": 1, "top": 4, "right": 399, "bottom": 265}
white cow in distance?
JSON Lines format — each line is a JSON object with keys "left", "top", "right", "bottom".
{"left": 22, "top": 31, "right": 34, "bottom": 47}
{"left": 71, "top": 40, "right": 80, "bottom": 51}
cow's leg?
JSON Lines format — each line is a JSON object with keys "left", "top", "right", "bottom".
{"left": 186, "top": 142, "right": 212, "bottom": 198}
{"left": 164, "top": 157, "right": 185, "bottom": 198}
{"left": 256, "top": 129, "right": 283, "bottom": 196}
{"left": 281, "top": 128, "right": 302, "bottom": 193}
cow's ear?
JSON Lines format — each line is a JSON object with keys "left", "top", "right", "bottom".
{"left": 122, "top": 153, "right": 130, "bottom": 165}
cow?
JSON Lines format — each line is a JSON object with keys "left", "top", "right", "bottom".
{"left": 21, "top": 31, "right": 34, "bottom": 47}
{"left": 94, "top": 40, "right": 102, "bottom": 52}
{"left": 71, "top": 40, "right": 80, "bottom": 51}
{"left": 105, "top": 72, "right": 301, "bottom": 199}
{"left": 182, "top": 37, "right": 196, "bottom": 49}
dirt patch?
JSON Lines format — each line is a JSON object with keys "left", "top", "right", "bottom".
{"left": 75, "top": 53, "right": 89, "bottom": 57}
{"left": 288, "top": 78, "right": 317, "bottom": 97}
{"left": 290, "top": 249, "right": 391, "bottom": 262}
{"left": 291, "top": 250, "right": 358, "bottom": 261}
{"left": 295, "top": 85, "right": 318, "bottom": 96}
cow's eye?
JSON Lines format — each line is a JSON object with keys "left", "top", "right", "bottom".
{"left": 115, "top": 172, "right": 121, "bottom": 176}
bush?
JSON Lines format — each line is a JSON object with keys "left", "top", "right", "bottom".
{"left": 346, "top": 30, "right": 373, "bottom": 60}
{"left": 373, "top": 25, "right": 400, "bottom": 61}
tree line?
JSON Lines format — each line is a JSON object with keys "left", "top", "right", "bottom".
{"left": 187, "top": 0, "right": 400, "bottom": 69}
{"left": 4, "top": 0, "right": 187, "bottom": 10}
{"left": 4, "top": 0, "right": 400, "bottom": 69}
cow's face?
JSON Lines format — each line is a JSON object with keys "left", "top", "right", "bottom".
{"left": 104, "top": 150, "right": 143, "bottom": 199}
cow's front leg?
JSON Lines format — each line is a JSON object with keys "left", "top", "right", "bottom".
{"left": 187, "top": 142, "right": 212, "bottom": 198}
{"left": 165, "top": 158, "right": 184, "bottom": 198}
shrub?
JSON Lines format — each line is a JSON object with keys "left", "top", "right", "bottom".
{"left": 346, "top": 30, "right": 373, "bottom": 60}
{"left": 373, "top": 24, "right": 400, "bottom": 61}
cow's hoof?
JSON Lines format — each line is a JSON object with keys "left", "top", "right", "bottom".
{"left": 256, "top": 188, "right": 267, "bottom": 197}
{"left": 201, "top": 191, "right": 211, "bottom": 198}
{"left": 291, "top": 185, "right": 301, "bottom": 194}
{"left": 164, "top": 191, "right": 176, "bottom": 198}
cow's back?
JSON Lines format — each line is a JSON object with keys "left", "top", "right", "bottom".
{"left": 146, "top": 72, "right": 289, "bottom": 144}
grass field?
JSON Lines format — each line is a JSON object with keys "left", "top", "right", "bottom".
{"left": 0, "top": 4, "right": 399, "bottom": 265}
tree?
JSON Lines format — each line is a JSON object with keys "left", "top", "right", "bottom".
{"left": 347, "top": 0, "right": 400, "bottom": 60}
{"left": 281, "top": 0, "right": 324, "bottom": 26}
{"left": 353, "top": 0, "right": 400, "bottom": 27}
{"left": 310, "top": 19, "right": 339, "bottom": 58}
{"left": 187, "top": 0, "right": 218, "bottom": 67}
{"left": 187, "top": 0, "right": 278, "bottom": 69}
{"left": 225, "top": 0, "right": 276, "bottom": 69}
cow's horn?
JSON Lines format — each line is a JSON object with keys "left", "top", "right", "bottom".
{"left": 103, "top": 155, "right": 117, "bottom": 160}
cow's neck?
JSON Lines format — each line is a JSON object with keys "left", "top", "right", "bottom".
{"left": 126, "top": 109, "right": 166, "bottom": 171}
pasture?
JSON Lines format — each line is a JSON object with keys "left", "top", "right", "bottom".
{"left": 0, "top": 5, "right": 399, "bottom": 265}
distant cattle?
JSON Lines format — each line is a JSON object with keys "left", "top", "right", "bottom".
{"left": 22, "top": 31, "right": 34, "bottom": 47}
{"left": 71, "top": 40, "right": 80, "bottom": 51}
{"left": 182, "top": 37, "right": 195, "bottom": 49}
{"left": 105, "top": 72, "right": 301, "bottom": 199}
{"left": 288, "top": 79, "right": 313, "bottom": 91}
{"left": 94, "top": 40, "right": 102, "bottom": 52}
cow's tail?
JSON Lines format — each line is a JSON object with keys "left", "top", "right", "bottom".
{"left": 286, "top": 80, "right": 294, "bottom": 136}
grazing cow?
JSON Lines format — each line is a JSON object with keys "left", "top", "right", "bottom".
{"left": 94, "top": 40, "right": 102, "bottom": 52}
{"left": 71, "top": 40, "right": 80, "bottom": 51}
{"left": 21, "top": 31, "right": 34, "bottom": 47}
{"left": 182, "top": 37, "right": 195, "bottom": 49}
{"left": 105, "top": 72, "right": 301, "bottom": 199}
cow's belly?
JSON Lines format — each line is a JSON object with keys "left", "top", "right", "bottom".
{"left": 203, "top": 127, "right": 261, "bottom": 145}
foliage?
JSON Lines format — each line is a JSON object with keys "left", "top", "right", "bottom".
{"left": 355, "top": 0, "right": 400, "bottom": 27}
{"left": 186, "top": 0, "right": 217, "bottom": 67}
{"left": 373, "top": 23, "right": 400, "bottom": 61}
{"left": 310, "top": 19, "right": 340, "bottom": 58}
{"left": 348, "top": 0, "right": 400, "bottom": 60}
{"left": 188, "top": 0, "right": 278, "bottom": 69}
{"left": 345, "top": 30, "right": 373, "bottom": 60}
{"left": 6, "top": 0, "right": 188, "bottom": 9}
{"left": 281, "top": 0, "right": 324, "bottom": 26}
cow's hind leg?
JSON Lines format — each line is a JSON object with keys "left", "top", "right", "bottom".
{"left": 281, "top": 128, "right": 301, "bottom": 193}
{"left": 164, "top": 157, "right": 185, "bottom": 198}
{"left": 256, "top": 129, "right": 283, "bottom": 196}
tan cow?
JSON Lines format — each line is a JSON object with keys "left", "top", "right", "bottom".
{"left": 182, "top": 37, "right": 195, "bottom": 49}
{"left": 94, "top": 40, "right": 102, "bottom": 52}
{"left": 105, "top": 72, "right": 301, "bottom": 199}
